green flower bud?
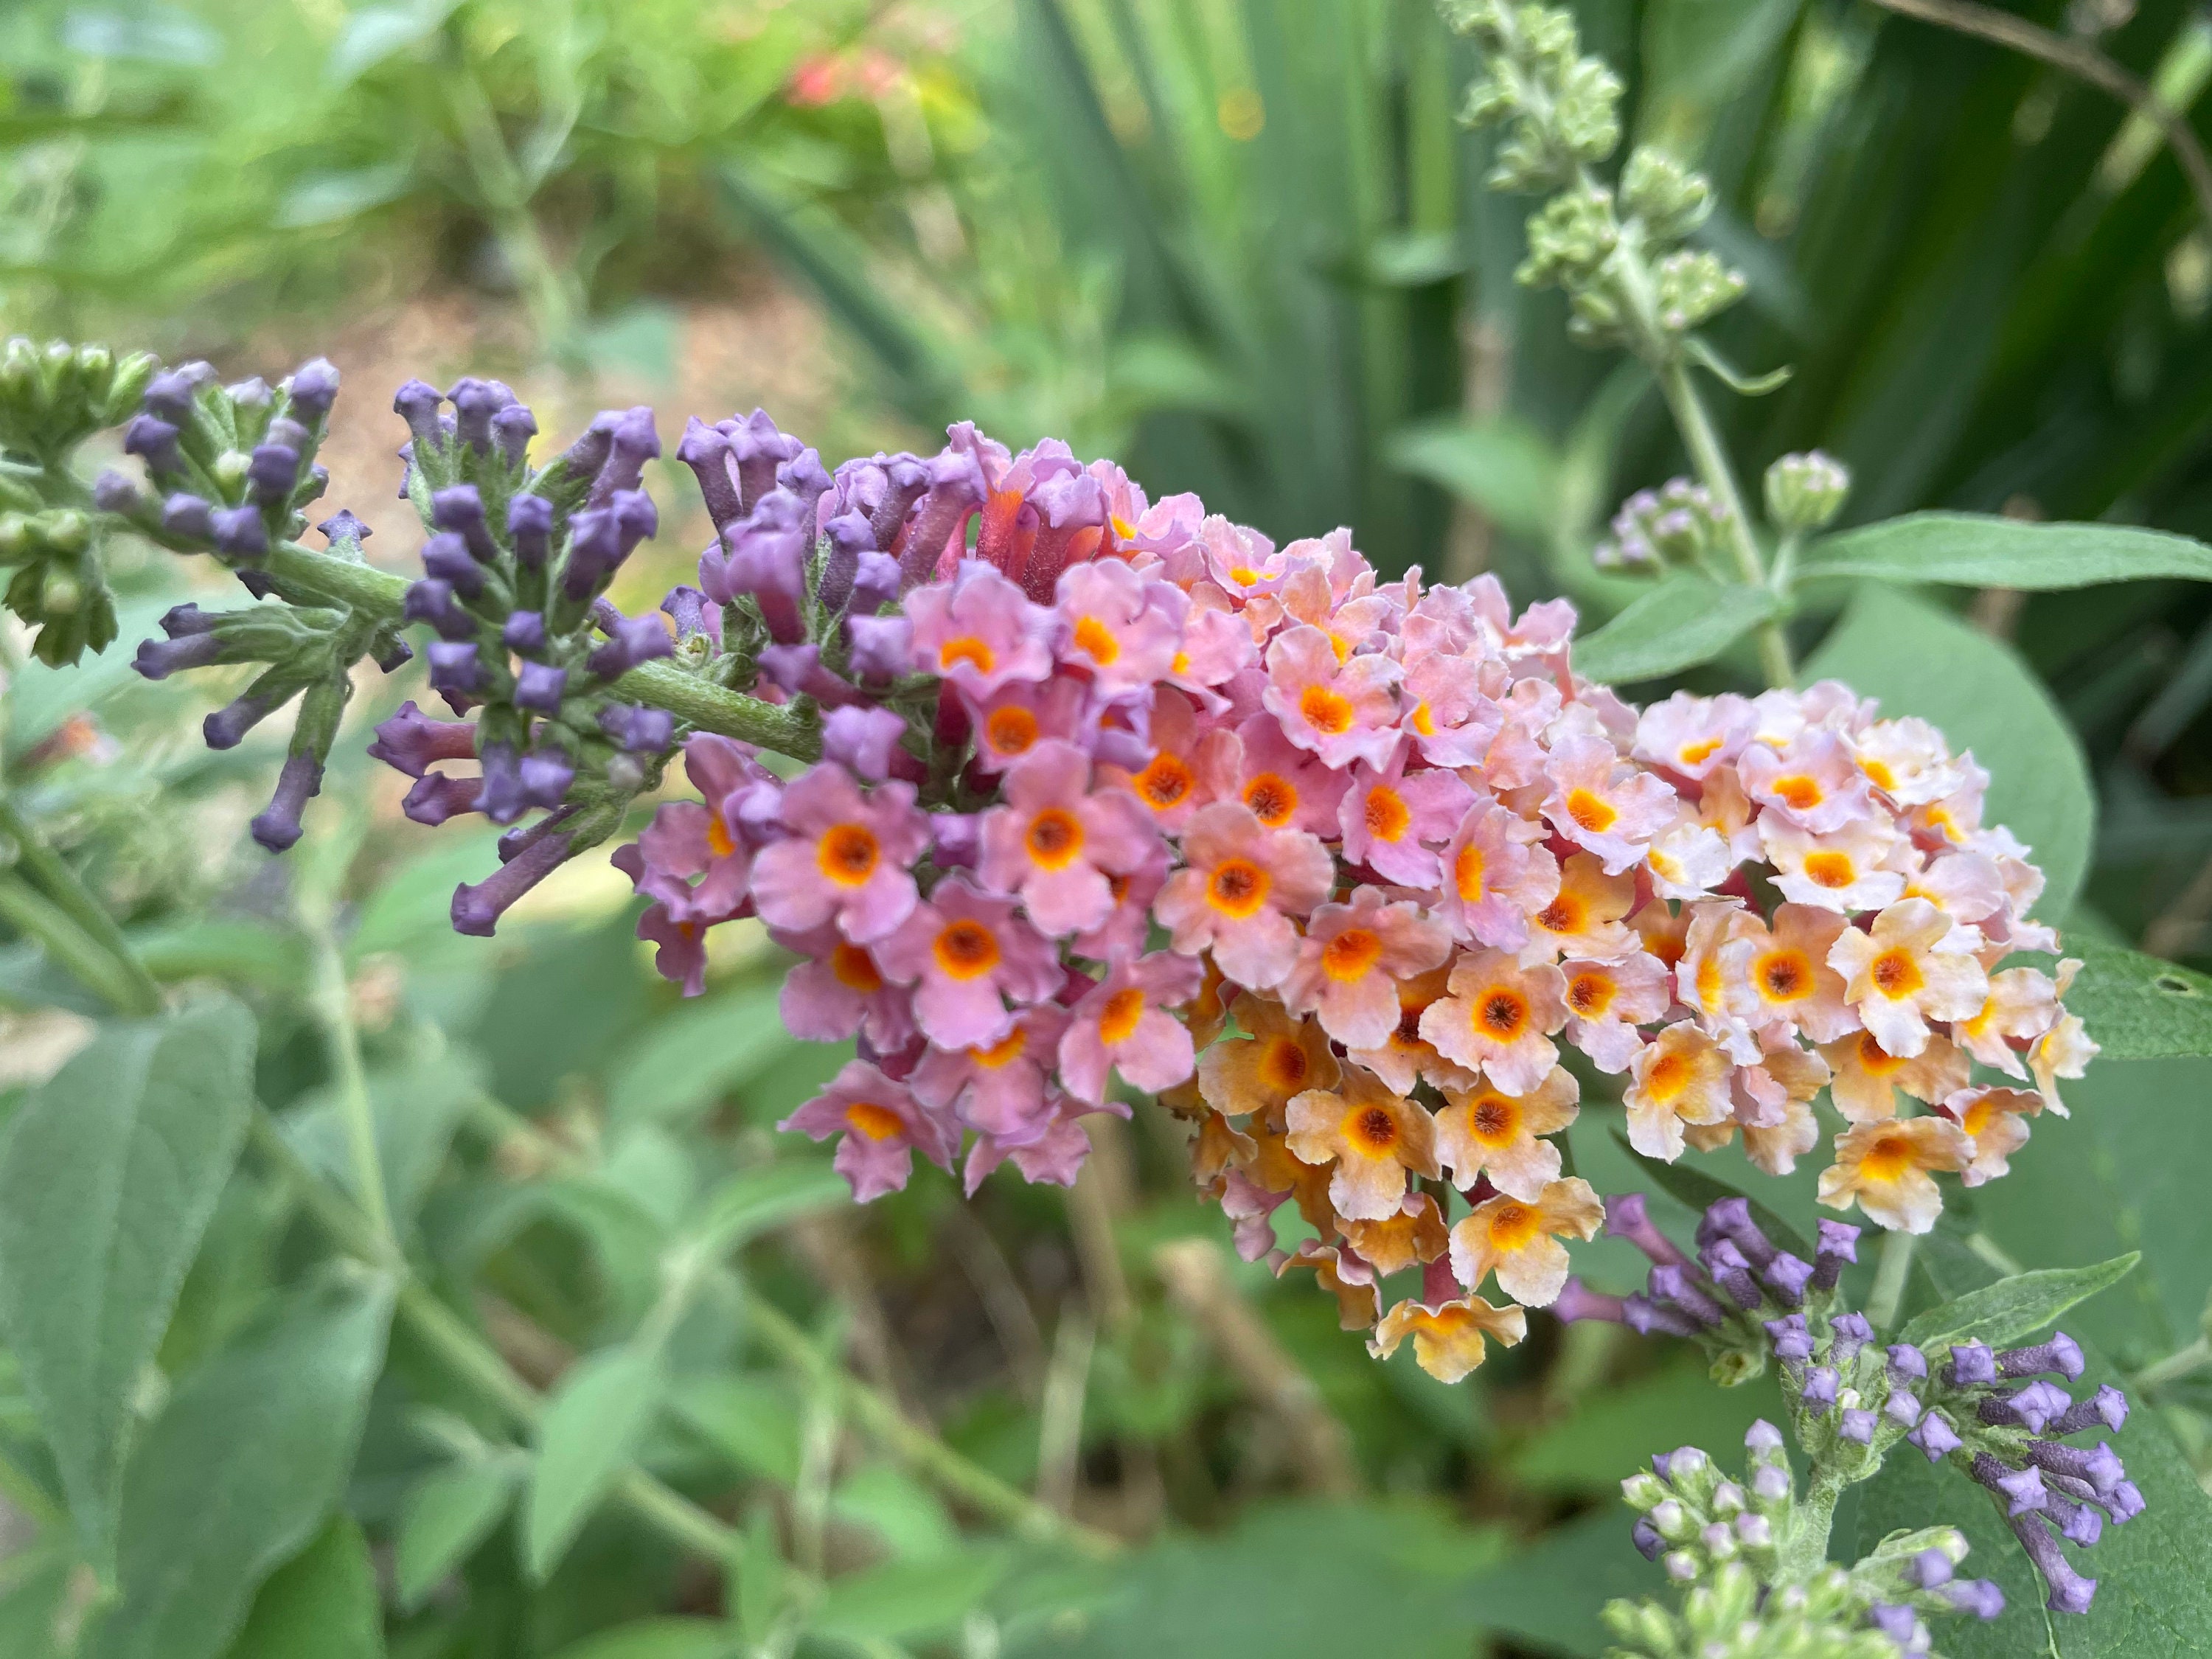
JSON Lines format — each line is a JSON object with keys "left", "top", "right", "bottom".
{"left": 1764, "top": 451, "right": 1851, "bottom": 535}
{"left": 1652, "top": 248, "right": 1747, "bottom": 335}
{"left": 1620, "top": 147, "right": 1713, "bottom": 244}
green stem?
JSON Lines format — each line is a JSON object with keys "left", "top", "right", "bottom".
{"left": 0, "top": 795, "right": 162, "bottom": 1013}
{"left": 1866, "top": 1231, "right": 1916, "bottom": 1332}
{"left": 1774, "top": 1463, "right": 1850, "bottom": 1585}
{"left": 299, "top": 886, "right": 397, "bottom": 1253}
{"left": 2138, "top": 1335, "right": 2212, "bottom": 1391}
{"left": 1655, "top": 360, "right": 1796, "bottom": 689}
{"left": 0, "top": 872, "right": 148, "bottom": 1015}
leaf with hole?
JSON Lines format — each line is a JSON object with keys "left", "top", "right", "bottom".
{"left": 2057, "top": 934, "right": 2212, "bottom": 1061}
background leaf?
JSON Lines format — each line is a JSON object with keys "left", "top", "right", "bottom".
{"left": 394, "top": 1460, "right": 519, "bottom": 1612}
{"left": 0, "top": 995, "right": 256, "bottom": 1568}
{"left": 2061, "top": 933, "right": 2212, "bottom": 1061}
{"left": 1614, "top": 1133, "right": 1815, "bottom": 1261}
{"left": 1573, "top": 576, "right": 1779, "bottom": 686}
{"left": 1896, "top": 1255, "right": 2139, "bottom": 1354}
{"left": 524, "top": 1345, "right": 669, "bottom": 1580}
{"left": 1801, "top": 514, "right": 2212, "bottom": 590}
{"left": 543, "top": 1621, "right": 740, "bottom": 1659}
{"left": 223, "top": 1514, "right": 384, "bottom": 1659}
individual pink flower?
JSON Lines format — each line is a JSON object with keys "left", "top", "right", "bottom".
{"left": 1165, "top": 602, "right": 1256, "bottom": 708}
{"left": 1210, "top": 714, "right": 1347, "bottom": 835}
{"left": 1632, "top": 691, "right": 1756, "bottom": 781}
{"left": 1449, "top": 1177, "right": 1604, "bottom": 1307}
{"left": 636, "top": 905, "right": 713, "bottom": 996}
{"left": 1901, "top": 850, "right": 2006, "bottom": 928}
{"left": 911, "top": 1004, "right": 1070, "bottom": 1141}
{"left": 611, "top": 734, "right": 775, "bottom": 925}
{"left": 772, "top": 924, "right": 915, "bottom": 1051}
{"left": 1759, "top": 814, "right": 1903, "bottom": 913}
{"left": 1623, "top": 1021, "right": 1734, "bottom": 1161}
{"left": 905, "top": 560, "right": 1055, "bottom": 696}
{"left": 1054, "top": 559, "right": 1183, "bottom": 698}
{"left": 1738, "top": 729, "right": 1874, "bottom": 834}
{"left": 1526, "top": 852, "right": 1638, "bottom": 964}
{"left": 1938, "top": 1085, "right": 2043, "bottom": 1187}
{"left": 1280, "top": 886, "right": 1452, "bottom": 1049}
{"left": 781, "top": 1059, "right": 957, "bottom": 1202}
{"left": 1072, "top": 839, "right": 1170, "bottom": 964}
{"left": 1952, "top": 964, "right": 2060, "bottom": 1076}
{"left": 1848, "top": 716, "right": 1965, "bottom": 806}
{"left": 977, "top": 740, "right": 1158, "bottom": 935}
{"left": 1419, "top": 949, "right": 1569, "bottom": 1096}
{"left": 1200, "top": 515, "right": 1296, "bottom": 599}
{"left": 1338, "top": 747, "right": 1475, "bottom": 886}
{"left": 1099, "top": 687, "right": 1231, "bottom": 832}
{"left": 876, "top": 875, "right": 1062, "bottom": 1049}
{"left": 1643, "top": 814, "right": 1735, "bottom": 902}
{"left": 1437, "top": 802, "right": 1559, "bottom": 950}
{"left": 1058, "top": 950, "right": 1204, "bottom": 1103}
{"left": 1827, "top": 897, "right": 1989, "bottom": 1059}
{"left": 1284, "top": 1070, "right": 1440, "bottom": 1222}
{"left": 749, "top": 765, "right": 931, "bottom": 943}
{"left": 964, "top": 675, "right": 1089, "bottom": 775}
{"left": 1719, "top": 903, "right": 1860, "bottom": 1043}
{"left": 964, "top": 1095, "right": 1123, "bottom": 1194}
{"left": 1909, "top": 761, "right": 1989, "bottom": 849}
{"left": 1540, "top": 733, "right": 1678, "bottom": 874}
{"left": 1153, "top": 801, "right": 1334, "bottom": 990}
{"left": 1261, "top": 624, "right": 1402, "bottom": 770}
{"left": 1559, "top": 950, "right": 1671, "bottom": 1072}
{"left": 1399, "top": 653, "right": 1505, "bottom": 768}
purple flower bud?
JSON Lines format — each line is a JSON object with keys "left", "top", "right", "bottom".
{"left": 1093, "top": 727, "right": 1152, "bottom": 772}
{"left": 1605, "top": 1194, "right": 1688, "bottom": 1268}
{"left": 1551, "top": 1278, "right": 1627, "bottom": 1326}
{"left": 563, "top": 507, "right": 627, "bottom": 600}
{"left": 582, "top": 406, "right": 660, "bottom": 507}
{"left": 2107, "top": 1480, "right": 2144, "bottom": 1522}
{"left": 1866, "top": 1606, "right": 1918, "bottom": 1645}
{"left": 318, "top": 509, "right": 371, "bottom": 547}
{"left": 1909, "top": 1411, "right": 1961, "bottom": 1461}
{"left": 1943, "top": 1578, "right": 2006, "bottom": 1620}
{"left": 402, "top": 772, "right": 480, "bottom": 826}
{"left": 712, "top": 498, "right": 811, "bottom": 642}
{"left": 448, "top": 378, "right": 510, "bottom": 453}
{"left": 1888, "top": 1343, "right": 1927, "bottom": 1383}
{"left": 1765, "top": 1314, "right": 1814, "bottom": 1363}
{"left": 1745, "top": 1419, "right": 1784, "bottom": 1455}
{"left": 1999, "top": 1333, "right": 2086, "bottom": 1382}
{"left": 1840, "top": 1408, "right": 1876, "bottom": 1444}
{"left": 1884, "top": 1389, "right": 1922, "bottom": 1429}
{"left": 133, "top": 633, "right": 222, "bottom": 680}
{"left": 1975, "top": 1453, "right": 2048, "bottom": 1516}
{"left": 1630, "top": 1517, "right": 1661, "bottom": 1561}
{"left": 210, "top": 506, "right": 268, "bottom": 559}
{"left": 491, "top": 402, "right": 537, "bottom": 466}
{"left": 94, "top": 470, "right": 146, "bottom": 515}
{"left": 518, "top": 749, "right": 574, "bottom": 810}
{"left": 2048, "top": 1385, "right": 2129, "bottom": 1438}
{"left": 162, "top": 493, "right": 214, "bottom": 542}
{"left": 451, "top": 824, "right": 576, "bottom": 936}
{"left": 678, "top": 418, "right": 743, "bottom": 531}
{"left": 1907, "top": 1548, "right": 1953, "bottom": 1589}
{"left": 817, "top": 509, "right": 875, "bottom": 613}
{"left": 1648, "top": 1265, "right": 1726, "bottom": 1328}
{"left": 1801, "top": 1366, "right": 1838, "bottom": 1409}
{"left": 1947, "top": 1342, "right": 1997, "bottom": 1388}
{"left": 394, "top": 380, "right": 445, "bottom": 446}
{"left": 514, "top": 661, "right": 568, "bottom": 714}
{"left": 896, "top": 450, "right": 986, "bottom": 588}
{"left": 2024, "top": 1439, "right": 2125, "bottom": 1497}
{"left": 503, "top": 611, "right": 548, "bottom": 655}
{"left": 1761, "top": 1253, "right": 1812, "bottom": 1306}
{"left": 285, "top": 358, "right": 339, "bottom": 422}
{"left": 142, "top": 370, "right": 200, "bottom": 424}
{"left": 1752, "top": 1464, "right": 1790, "bottom": 1502}
{"left": 850, "top": 549, "right": 902, "bottom": 614}
{"left": 422, "top": 531, "right": 485, "bottom": 597}
{"left": 123, "top": 414, "right": 184, "bottom": 476}
{"left": 588, "top": 611, "right": 673, "bottom": 680}
{"left": 728, "top": 409, "right": 804, "bottom": 505}
{"left": 1622, "top": 1295, "right": 1703, "bottom": 1339}
{"left": 598, "top": 703, "right": 674, "bottom": 754}
{"left": 1733, "top": 1512, "right": 1770, "bottom": 1548}
{"left": 2005, "top": 1511, "right": 2096, "bottom": 1615}
{"left": 226, "top": 376, "right": 271, "bottom": 414}
{"left": 1811, "top": 1220, "right": 1860, "bottom": 1294}
{"left": 1702, "top": 1238, "right": 1763, "bottom": 1311}
{"left": 1697, "top": 1197, "right": 1775, "bottom": 1270}
{"left": 247, "top": 443, "right": 300, "bottom": 504}
{"left": 2051, "top": 1494, "right": 2104, "bottom": 1548}
{"left": 369, "top": 701, "right": 476, "bottom": 777}
{"left": 476, "top": 742, "right": 526, "bottom": 825}
{"left": 509, "top": 493, "right": 554, "bottom": 569}
{"left": 1994, "top": 1381, "right": 2073, "bottom": 1433}
{"left": 403, "top": 578, "right": 479, "bottom": 641}
{"left": 250, "top": 752, "right": 323, "bottom": 853}
{"left": 823, "top": 705, "right": 909, "bottom": 783}
{"left": 660, "top": 583, "right": 723, "bottom": 650}
{"left": 846, "top": 613, "right": 915, "bottom": 681}
{"left": 433, "top": 485, "right": 498, "bottom": 561}
{"left": 203, "top": 689, "right": 282, "bottom": 751}
{"left": 159, "top": 602, "right": 220, "bottom": 638}
{"left": 776, "top": 446, "right": 831, "bottom": 515}
{"left": 427, "top": 641, "right": 484, "bottom": 695}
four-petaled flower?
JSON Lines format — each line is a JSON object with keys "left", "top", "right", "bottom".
{"left": 978, "top": 739, "right": 1158, "bottom": 935}
{"left": 1829, "top": 897, "right": 1989, "bottom": 1058}
{"left": 1420, "top": 949, "right": 1568, "bottom": 1096}
{"left": 1285, "top": 1068, "right": 1441, "bottom": 1222}
{"left": 1153, "top": 801, "right": 1334, "bottom": 990}
{"left": 1059, "top": 951, "right": 1205, "bottom": 1105}
{"left": 782, "top": 1060, "right": 957, "bottom": 1202}
{"left": 1433, "top": 1068, "right": 1579, "bottom": 1200}
{"left": 877, "top": 875, "right": 1061, "bottom": 1049}
{"left": 750, "top": 764, "right": 931, "bottom": 943}
{"left": 1280, "top": 886, "right": 1451, "bottom": 1050}
{"left": 1449, "top": 1177, "right": 1604, "bottom": 1307}
{"left": 1818, "top": 1114, "right": 1975, "bottom": 1233}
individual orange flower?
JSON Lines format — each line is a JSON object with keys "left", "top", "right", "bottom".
{"left": 1433, "top": 1067, "right": 1579, "bottom": 1200}
{"left": 1816, "top": 1029, "right": 1967, "bottom": 1123}
{"left": 1197, "top": 992, "right": 1340, "bottom": 1125}
{"left": 1817, "top": 1116, "right": 1974, "bottom": 1234}
{"left": 1941, "top": 1085, "right": 2042, "bottom": 1186}
{"left": 1419, "top": 948, "right": 1569, "bottom": 1095}
{"left": 1673, "top": 900, "right": 1750, "bottom": 1030}
{"left": 1952, "top": 964, "right": 2059, "bottom": 1077}
{"left": 1343, "top": 964, "right": 1475, "bottom": 1094}
{"left": 1448, "top": 1177, "right": 1604, "bottom": 1306}
{"left": 1244, "top": 1121, "right": 1340, "bottom": 1236}
{"left": 1719, "top": 903, "right": 1858, "bottom": 1043}
{"left": 1277, "top": 1240, "right": 1380, "bottom": 1331}
{"left": 1284, "top": 1068, "right": 1441, "bottom": 1222}
{"left": 1338, "top": 1192, "right": 1449, "bottom": 1278}
{"left": 1623, "top": 1022, "right": 1734, "bottom": 1160}
{"left": 2028, "top": 959, "right": 2096, "bottom": 1116}
{"left": 1827, "top": 898, "right": 1988, "bottom": 1059}
{"left": 1523, "top": 852, "right": 1637, "bottom": 963}
{"left": 1369, "top": 1292, "right": 1526, "bottom": 1383}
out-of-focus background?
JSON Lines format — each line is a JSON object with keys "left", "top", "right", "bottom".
{"left": 9, "top": 1, "right": 2212, "bottom": 1655}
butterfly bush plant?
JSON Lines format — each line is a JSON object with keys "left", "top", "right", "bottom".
{"left": 0, "top": 2, "right": 2182, "bottom": 1653}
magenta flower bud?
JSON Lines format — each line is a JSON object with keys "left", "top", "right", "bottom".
{"left": 451, "top": 825, "right": 575, "bottom": 936}
{"left": 250, "top": 752, "right": 323, "bottom": 853}
{"left": 1908, "top": 1411, "right": 1961, "bottom": 1461}
{"left": 1947, "top": 1342, "right": 1997, "bottom": 1387}
{"left": 588, "top": 611, "right": 673, "bottom": 680}
{"left": 823, "top": 704, "right": 908, "bottom": 783}
{"left": 247, "top": 442, "right": 299, "bottom": 504}
{"left": 393, "top": 380, "right": 445, "bottom": 445}
{"left": 369, "top": 701, "right": 476, "bottom": 777}
{"left": 403, "top": 772, "right": 481, "bottom": 826}
{"left": 717, "top": 499, "right": 811, "bottom": 642}
{"left": 1999, "top": 1333, "right": 2085, "bottom": 1381}
{"left": 508, "top": 493, "right": 554, "bottom": 568}
{"left": 403, "top": 578, "right": 478, "bottom": 642}
{"left": 845, "top": 613, "right": 914, "bottom": 681}
{"left": 422, "top": 531, "right": 484, "bottom": 597}
{"left": 427, "top": 640, "right": 483, "bottom": 695}
{"left": 1551, "top": 1278, "right": 1627, "bottom": 1325}
{"left": 1605, "top": 1194, "right": 1688, "bottom": 1267}
{"left": 1907, "top": 1548, "right": 1952, "bottom": 1590}
{"left": 513, "top": 661, "right": 568, "bottom": 714}
{"left": 928, "top": 810, "right": 981, "bottom": 869}
{"left": 285, "top": 358, "right": 339, "bottom": 422}
{"left": 597, "top": 703, "right": 675, "bottom": 754}
{"left": 1648, "top": 1264, "right": 1725, "bottom": 1328}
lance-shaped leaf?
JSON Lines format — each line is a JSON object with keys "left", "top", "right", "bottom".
{"left": 1801, "top": 512, "right": 2212, "bottom": 589}
{"left": 1897, "top": 1253, "right": 2139, "bottom": 1356}
{"left": 1573, "top": 575, "right": 1781, "bottom": 685}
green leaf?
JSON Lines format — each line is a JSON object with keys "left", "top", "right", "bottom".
{"left": 0, "top": 996, "right": 256, "bottom": 1568}
{"left": 224, "top": 1515, "right": 383, "bottom": 1659}
{"left": 1859, "top": 1341, "right": 2212, "bottom": 1656}
{"left": 88, "top": 1267, "right": 395, "bottom": 1659}
{"left": 605, "top": 984, "right": 792, "bottom": 1126}
{"left": 669, "top": 1375, "right": 801, "bottom": 1486}
{"left": 1806, "top": 585, "right": 2094, "bottom": 919}
{"left": 1613, "top": 1132, "right": 1815, "bottom": 1262}
{"left": 807, "top": 1551, "right": 1009, "bottom": 1641}
{"left": 1801, "top": 512, "right": 2212, "bottom": 590}
{"left": 1896, "top": 1254, "right": 2138, "bottom": 1355}
{"left": 0, "top": 1550, "right": 73, "bottom": 1659}
{"left": 524, "top": 1345, "right": 668, "bottom": 1579}
{"left": 1573, "top": 577, "right": 1781, "bottom": 686}
{"left": 324, "top": 1, "right": 462, "bottom": 87}
{"left": 1509, "top": 1362, "right": 1784, "bottom": 1494}
{"left": 394, "top": 1460, "right": 518, "bottom": 1612}
{"left": 1386, "top": 417, "right": 1562, "bottom": 542}
{"left": 1455, "top": 1510, "right": 1655, "bottom": 1657}
{"left": 282, "top": 1055, "right": 484, "bottom": 1228}
{"left": 686, "top": 1162, "right": 848, "bottom": 1255}
{"left": 543, "top": 1621, "right": 738, "bottom": 1659}
{"left": 2058, "top": 933, "right": 2212, "bottom": 1060}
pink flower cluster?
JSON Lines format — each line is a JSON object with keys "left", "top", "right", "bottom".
{"left": 613, "top": 424, "right": 2095, "bottom": 1377}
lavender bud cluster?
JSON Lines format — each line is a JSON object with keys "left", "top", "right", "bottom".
{"left": 1594, "top": 478, "right": 1732, "bottom": 574}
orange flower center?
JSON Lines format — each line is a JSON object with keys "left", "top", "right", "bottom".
{"left": 707, "top": 815, "right": 738, "bottom": 859}
{"left": 1678, "top": 736, "right": 1723, "bottom": 767}
{"left": 830, "top": 943, "right": 883, "bottom": 994}
{"left": 1453, "top": 843, "right": 1486, "bottom": 903}
{"left": 1536, "top": 893, "right": 1585, "bottom": 936}
{"left": 1133, "top": 752, "right": 1193, "bottom": 811}
{"left": 1299, "top": 684, "right": 1354, "bottom": 736}
{"left": 1566, "top": 788, "right": 1617, "bottom": 834}
{"left": 1025, "top": 807, "right": 1085, "bottom": 870}
{"left": 1469, "top": 1093, "right": 1517, "bottom": 1144}
{"left": 1245, "top": 773, "right": 1298, "bottom": 827}
{"left": 1487, "top": 1202, "right": 1544, "bottom": 1252}
{"left": 1801, "top": 851, "right": 1856, "bottom": 889}
{"left": 1478, "top": 990, "right": 1528, "bottom": 1040}
{"left": 1410, "top": 701, "right": 1437, "bottom": 737}
{"left": 1260, "top": 1037, "right": 1310, "bottom": 1092}
{"left": 1098, "top": 987, "right": 1146, "bottom": 1045}
{"left": 1860, "top": 1135, "right": 1915, "bottom": 1182}
{"left": 1961, "top": 1097, "right": 1995, "bottom": 1135}
{"left": 1757, "top": 949, "right": 1811, "bottom": 1003}
{"left": 984, "top": 705, "right": 1040, "bottom": 757}
{"left": 933, "top": 919, "right": 1001, "bottom": 980}
{"left": 845, "top": 1102, "right": 905, "bottom": 1141}
{"left": 1208, "top": 859, "right": 1270, "bottom": 918}
{"left": 818, "top": 824, "right": 880, "bottom": 886}
{"left": 1773, "top": 774, "right": 1824, "bottom": 811}
{"left": 1856, "top": 1031, "right": 1907, "bottom": 1075}
{"left": 1347, "top": 1104, "right": 1399, "bottom": 1153}
{"left": 1644, "top": 1051, "right": 1691, "bottom": 1104}
{"left": 973, "top": 1027, "right": 1029, "bottom": 1068}
{"left": 1322, "top": 928, "right": 1382, "bottom": 982}
{"left": 1871, "top": 948, "right": 1924, "bottom": 998}
{"left": 1363, "top": 786, "right": 1411, "bottom": 843}
{"left": 1860, "top": 757, "right": 1897, "bottom": 792}
{"left": 940, "top": 636, "right": 995, "bottom": 674}
{"left": 1073, "top": 614, "right": 1120, "bottom": 665}
{"left": 1392, "top": 1002, "right": 1427, "bottom": 1048}
{"left": 1568, "top": 971, "right": 1616, "bottom": 1017}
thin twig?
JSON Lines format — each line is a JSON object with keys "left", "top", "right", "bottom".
{"left": 1864, "top": 0, "right": 2212, "bottom": 231}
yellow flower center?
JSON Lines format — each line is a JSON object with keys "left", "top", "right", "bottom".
{"left": 1478, "top": 990, "right": 1528, "bottom": 1040}
{"left": 1260, "top": 1037, "right": 1310, "bottom": 1093}
{"left": 1678, "top": 736, "right": 1723, "bottom": 767}
{"left": 830, "top": 943, "right": 883, "bottom": 994}
{"left": 1073, "top": 614, "right": 1120, "bottom": 665}
{"left": 1860, "top": 1135, "right": 1915, "bottom": 1182}
{"left": 1566, "top": 788, "right": 1617, "bottom": 834}
{"left": 984, "top": 705, "right": 1040, "bottom": 758}
{"left": 1468, "top": 1093, "right": 1519, "bottom": 1145}
{"left": 1486, "top": 1202, "right": 1545, "bottom": 1253}
{"left": 846, "top": 1102, "right": 905, "bottom": 1141}
{"left": 1322, "top": 928, "right": 1383, "bottom": 982}
{"left": 1645, "top": 1051, "right": 1691, "bottom": 1105}
{"left": 1871, "top": 948, "right": 1924, "bottom": 999}
{"left": 1568, "top": 970, "right": 1616, "bottom": 1017}
{"left": 940, "top": 636, "right": 995, "bottom": 674}
{"left": 1133, "top": 752, "right": 1193, "bottom": 811}
{"left": 1773, "top": 774, "right": 1824, "bottom": 812}
{"left": 1346, "top": 1103, "right": 1399, "bottom": 1154}
{"left": 1757, "top": 949, "right": 1812, "bottom": 1004}
{"left": 707, "top": 815, "right": 738, "bottom": 859}
{"left": 1801, "top": 851, "right": 1856, "bottom": 889}
{"left": 973, "top": 1027, "right": 1029, "bottom": 1068}
{"left": 1453, "top": 843, "right": 1486, "bottom": 903}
